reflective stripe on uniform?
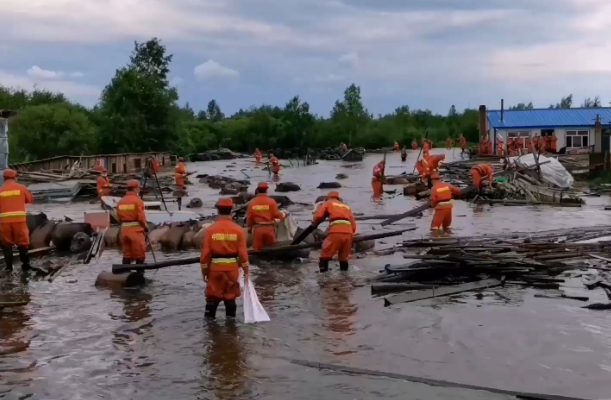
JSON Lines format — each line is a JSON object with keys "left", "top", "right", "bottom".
{"left": 122, "top": 222, "right": 141, "bottom": 227}
{"left": 437, "top": 201, "right": 452, "bottom": 206}
{"left": 436, "top": 186, "right": 450, "bottom": 193}
{"left": 330, "top": 219, "right": 351, "bottom": 226}
{"left": 211, "top": 257, "right": 238, "bottom": 264}
{"left": 0, "top": 211, "right": 26, "bottom": 218}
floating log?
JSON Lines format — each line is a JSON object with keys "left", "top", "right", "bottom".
{"left": 383, "top": 279, "right": 502, "bottom": 306}
{"left": 94, "top": 270, "right": 146, "bottom": 288}
{"left": 0, "top": 301, "right": 28, "bottom": 308}
{"left": 111, "top": 227, "right": 415, "bottom": 274}
{"left": 380, "top": 203, "right": 430, "bottom": 226}
{"left": 371, "top": 283, "right": 437, "bottom": 294}
{"left": 474, "top": 199, "right": 582, "bottom": 207}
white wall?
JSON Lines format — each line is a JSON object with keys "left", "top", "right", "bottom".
{"left": 495, "top": 127, "right": 594, "bottom": 149}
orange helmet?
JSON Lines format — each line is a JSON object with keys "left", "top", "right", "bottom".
{"left": 257, "top": 182, "right": 269, "bottom": 189}
{"left": 3, "top": 169, "right": 16, "bottom": 179}
{"left": 216, "top": 198, "right": 234, "bottom": 208}
{"left": 127, "top": 179, "right": 141, "bottom": 189}
{"left": 327, "top": 191, "right": 340, "bottom": 199}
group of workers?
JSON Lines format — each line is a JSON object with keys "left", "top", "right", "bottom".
{"left": 254, "top": 148, "right": 281, "bottom": 175}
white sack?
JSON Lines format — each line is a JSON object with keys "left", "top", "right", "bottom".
{"left": 239, "top": 270, "right": 270, "bottom": 324}
{"left": 275, "top": 213, "right": 297, "bottom": 241}
{"left": 508, "top": 153, "right": 574, "bottom": 188}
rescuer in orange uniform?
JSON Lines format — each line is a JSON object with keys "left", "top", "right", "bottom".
{"left": 516, "top": 137, "right": 524, "bottom": 155}
{"left": 526, "top": 137, "right": 533, "bottom": 153}
{"left": 459, "top": 134, "right": 467, "bottom": 153}
{"left": 412, "top": 139, "right": 418, "bottom": 150}
{"left": 550, "top": 135, "right": 558, "bottom": 152}
{"left": 371, "top": 159, "right": 385, "bottom": 202}
{"left": 96, "top": 169, "right": 113, "bottom": 199}
{"left": 312, "top": 191, "right": 357, "bottom": 272}
{"left": 150, "top": 156, "right": 161, "bottom": 174}
{"left": 496, "top": 139, "right": 504, "bottom": 157}
{"left": 175, "top": 157, "right": 188, "bottom": 188}
{"left": 117, "top": 180, "right": 148, "bottom": 265}
{"left": 430, "top": 172, "right": 462, "bottom": 232}
{"left": 393, "top": 141, "right": 400, "bottom": 151}
{"left": 200, "top": 198, "right": 249, "bottom": 319}
{"left": 247, "top": 182, "right": 286, "bottom": 250}
{"left": 422, "top": 140, "right": 431, "bottom": 158}
{"left": 426, "top": 154, "right": 445, "bottom": 175}
{"left": 400, "top": 146, "right": 407, "bottom": 162}
{"left": 0, "top": 169, "right": 33, "bottom": 272}
{"left": 94, "top": 158, "right": 105, "bottom": 173}
{"left": 415, "top": 158, "right": 430, "bottom": 183}
{"left": 254, "top": 148, "right": 262, "bottom": 164}
{"left": 269, "top": 153, "right": 280, "bottom": 175}
{"left": 446, "top": 138, "right": 453, "bottom": 149}
{"left": 470, "top": 163, "right": 494, "bottom": 190}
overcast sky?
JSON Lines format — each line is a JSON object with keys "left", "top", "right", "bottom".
{"left": 1, "top": 0, "right": 610, "bottom": 116}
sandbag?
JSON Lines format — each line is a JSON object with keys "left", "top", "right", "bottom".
{"left": 103, "top": 226, "right": 121, "bottom": 248}
{"left": 317, "top": 182, "right": 341, "bottom": 189}
{"left": 275, "top": 182, "right": 300, "bottom": 192}
{"left": 30, "top": 220, "right": 57, "bottom": 249}
{"left": 51, "top": 222, "right": 94, "bottom": 251}
{"left": 70, "top": 232, "right": 92, "bottom": 253}
{"left": 26, "top": 212, "right": 48, "bottom": 234}
{"left": 148, "top": 226, "right": 169, "bottom": 245}
{"left": 269, "top": 195, "right": 292, "bottom": 207}
{"left": 193, "top": 223, "right": 213, "bottom": 250}
{"left": 335, "top": 173, "right": 348, "bottom": 179}
{"left": 354, "top": 239, "right": 375, "bottom": 253}
{"left": 160, "top": 225, "right": 190, "bottom": 251}
{"left": 180, "top": 230, "right": 196, "bottom": 250}
{"left": 186, "top": 198, "right": 202, "bottom": 208}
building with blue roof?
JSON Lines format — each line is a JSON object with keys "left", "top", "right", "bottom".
{"left": 484, "top": 107, "right": 611, "bottom": 153}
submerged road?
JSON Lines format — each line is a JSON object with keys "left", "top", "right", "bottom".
{"left": 1, "top": 149, "right": 611, "bottom": 400}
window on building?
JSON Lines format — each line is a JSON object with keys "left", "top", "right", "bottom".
{"left": 566, "top": 130, "right": 589, "bottom": 148}
{"left": 162, "top": 157, "right": 165, "bottom": 165}
{"left": 134, "top": 158, "right": 141, "bottom": 170}
{"left": 123, "top": 163, "right": 127, "bottom": 173}
{"left": 111, "top": 163, "right": 117, "bottom": 173}
{"left": 507, "top": 131, "right": 530, "bottom": 137}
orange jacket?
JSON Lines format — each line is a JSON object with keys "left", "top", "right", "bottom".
{"left": 431, "top": 181, "right": 461, "bottom": 209}
{"left": 117, "top": 192, "right": 148, "bottom": 231}
{"left": 459, "top": 136, "right": 466, "bottom": 144}
{"left": 247, "top": 194, "right": 285, "bottom": 227}
{"left": 472, "top": 164, "right": 494, "bottom": 182}
{"left": 254, "top": 150, "right": 262, "bottom": 158}
{"left": 94, "top": 159, "right": 105, "bottom": 172}
{"left": 425, "top": 155, "right": 444, "bottom": 173}
{"left": 372, "top": 161, "right": 385, "bottom": 180}
{"left": 97, "top": 176, "right": 112, "bottom": 194}
{"left": 516, "top": 137, "right": 524, "bottom": 148}
{"left": 175, "top": 162, "right": 187, "bottom": 177}
{"left": 312, "top": 198, "right": 357, "bottom": 235}
{"left": 446, "top": 139, "right": 453, "bottom": 148}
{"left": 0, "top": 180, "right": 33, "bottom": 223}
{"left": 200, "top": 215, "right": 249, "bottom": 272}
{"left": 151, "top": 157, "right": 161, "bottom": 173}
{"left": 270, "top": 156, "right": 280, "bottom": 166}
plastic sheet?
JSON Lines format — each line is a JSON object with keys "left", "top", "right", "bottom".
{"left": 239, "top": 270, "right": 270, "bottom": 324}
{"left": 508, "top": 153, "right": 574, "bottom": 188}
{"left": 275, "top": 213, "right": 297, "bottom": 241}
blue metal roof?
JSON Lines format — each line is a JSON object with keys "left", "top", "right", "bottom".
{"left": 488, "top": 108, "right": 611, "bottom": 129}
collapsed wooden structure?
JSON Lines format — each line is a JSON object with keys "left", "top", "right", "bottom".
{"left": 373, "top": 225, "right": 611, "bottom": 308}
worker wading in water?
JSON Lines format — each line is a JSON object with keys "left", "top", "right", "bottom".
{"left": 446, "top": 138, "right": 453, "bottom": 149}
{"left": 117, "top": 180, "right": 148, "bottom": 265}
{"left": 175, "top": 157, "right": 188, "bottom": 188}
{"left": 459, "top": 134, "right": 467, "bottom": 154}
{"left": 470, "top": 163, "right": 494, "bottom": 190}
{"left": 425, "top": 154, "right": 445, "bottom": 176}
{"left": 371, "top": 159, "right": 385, "bottom": 202}
{"left": 393, "top": 141, "right": 400, "bottom": 151}
{"left": 200, "top": 198, "right": 249, "bottom": 319}
{"left": 412, "top": 139, "right": 418, "bottom": 150}
{"left": 247, "top": 182, "right": 286, "bottom": 250}
{"left": 400, "top": 146, "right": 407, "bottom": 162}
{"left": 269, "top": 153, "right": 280, "bottom": 175}
{"left": 254, "top": 148, "right": 262, "bottom": 164}
{"left": 430, "top": 172, "right": 462, "bottom": 233}
{"left": 0, "top": 169, "right": 33, "bottom": 272}
{"left": 312, "top": 192, "right": 357, "bottom": 272}
{"left": 96, "top": 168, "right": 113, "bottom": 200}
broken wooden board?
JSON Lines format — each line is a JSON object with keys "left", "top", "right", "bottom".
{"left": 383, "top": 279, "right": 501, "bottom": 306}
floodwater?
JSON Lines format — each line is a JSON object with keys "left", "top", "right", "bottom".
{"left": 2, "top": 149, "right": 611, "bottom": 400}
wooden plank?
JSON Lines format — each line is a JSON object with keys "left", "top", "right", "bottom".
{"left": 383, "top": 279, "right": 501, "bottom": 306}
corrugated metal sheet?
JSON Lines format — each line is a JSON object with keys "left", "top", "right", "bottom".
{"left": 28, "top": 181, "right": 83, "bottom": 202}
{"left": 488, "top": 108, "right": 611, "bottom": 129}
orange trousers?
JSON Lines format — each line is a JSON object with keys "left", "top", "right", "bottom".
{"left": 320, "top": 232, "right": 353, "bottom": 262}
{"left": 372, "top": 178, "right": 383, "bottom": 200}
{"left": 431, "top": 206, "right": 453, "bottom": 230}
{"left": 175, "top": 175, "right": 185, "bottom": 187}
{"left": 272, "top": 166, "right": 280, "bottom": 174}
{"left": 121, "top": 228, "right": 146, "bottom": 260}
{"left": 252, "top": 225, "right": 277, "bottom": 250}
{"left": 470, "top": 169, "right": 483, "bottom": 189}
{"left": 206, "top": 268, "right": 240, "bottom": 301}
{"left": 0, "top": 222, "right": 30, "bottom": 247}
{"left": 255, "top": 156, "right": 261, "bottom": 164}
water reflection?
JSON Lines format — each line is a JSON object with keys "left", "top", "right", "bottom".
{"left": 120, "top": 290, "right": 153, "bottom": 322}
{"left": 201, "top": 321, "right": 250, "bottom": 400}
{"left": 0, "top": 291, "right": 31, "bottom": 356}
{"left": 319, "top": 273, "right": 358, "bottom": 338}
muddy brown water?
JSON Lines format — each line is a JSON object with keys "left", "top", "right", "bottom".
{"left": 2, "top": 149, "right": 611, "bottom": 399}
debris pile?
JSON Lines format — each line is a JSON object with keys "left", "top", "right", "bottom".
{"left": 373, "top": 226, "right": 611, "bottom": 308}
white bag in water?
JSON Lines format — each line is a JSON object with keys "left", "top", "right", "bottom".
{"left": 239, "top": 270, "right": 270, "bottom": 324}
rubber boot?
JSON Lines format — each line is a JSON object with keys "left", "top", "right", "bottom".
{"left": 205, "top": 300, "right": 220, "bottom": 319}
{"left": 17, "top": 246, "right": 31, "bottom": 272}
{"left": 2, "top": 246, "right": 13, "bottom": 271}
{"left": 122, "top": 258, "right": 133, "bottom": 264}
{"left": 135, "top": 259, "right": 145, "bottom": 275}
{"left": 224, "top": 300, "right": 237, "bottom": 318}
{"left": 339, "top": 261, "right": 349, "bottom": 271}
{"left": 319, "top": 259, "right": 329, "bottom": 273}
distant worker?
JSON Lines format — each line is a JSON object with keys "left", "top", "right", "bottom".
{"left": 269, "top": 153, "right": 280, "bottom": 175}
{"left": 480, "top": 135, "right": 490, "bottom": 155}
{"left": 526, "top": 137, "right": 533, "bottom": 154}
{"left": 412, "top": 139, "right": 418, "bottom": 150}
{"left": 415, "top": 158, "right": 430, "bottom": 186}
{"left": 516, "top": 137, "right": 524, "bottom": 155}
{"left": 247, "top": 182, "right": 286, "bottom": 250}
{"left": 459, "top": 134, "right": 467, "bottom": 153}
{"left": 470, "top": 163, "right": 494, "bottom": 190}
{"left": 175, "top": 157, "right": 188, "bottom": 188}
{"left": 507, "top": 137, "right": 516, "bottom": 156}
{"left": 312, "top": 191, "right": 357, "bottom": 272}
{"left": 550, "top": 135, "right": 558, "bottom": 152}
{"left": 446, "top": 138, "right": 453, "bottom": 149}
{"left": 340, "top": 142, "right": 348, "bottom": 151}
{"left": 393, "top": 141, "right": 400, "bottom": 151}
{"left": 254, "top": 148, "right": 262, "bottom": 164}
{"left": 200, "top": 198, "right": 249, "bottom": 319}
{"left": 0, "top": 169, "right": 33, "bottom": 272}
{"left": 430, "top": 172, "right": 462, "bottom": 232}
{"left": 496, "top": 139, "right": 504, "bottom": 157}
{"left": 371, "top": 158, "right": 385, "bottom": 202}
{"left": 400, "top": 146, "right": 407, "bottom": 162}
{"left": 96, "top": 168, "right": 113, "bottom": 199}
{"left": 117, "top": 180, "right": 148, "bottom": 265}
{"left": 422, "top": 139, "right": 431, "bottom": 158}
{"left": 94, "top": 158, "right": 105, "bottom": 173}
{"left": 150, "top": 156, "right": 161, "bottom": 174}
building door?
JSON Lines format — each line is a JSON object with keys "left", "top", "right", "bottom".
{"left": 603, "top": 128, "right": 611, "bottom": 152}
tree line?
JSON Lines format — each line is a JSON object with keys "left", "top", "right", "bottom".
{"left": 1, "top": 38, "right": 605, "bottom": 163}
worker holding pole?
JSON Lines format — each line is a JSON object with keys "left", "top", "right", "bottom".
{"left": 372, "top": 158, "right": 385, "bottom": 202}
{"left": 430, "top": 172, "right": 462, "bottom": 233}
{"left": 117, "top": 180, "right": 148, "bottom": 266}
